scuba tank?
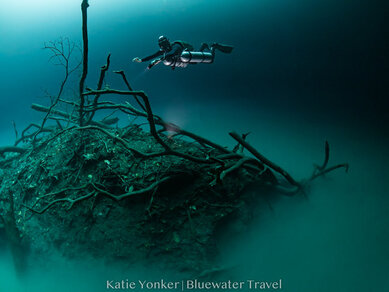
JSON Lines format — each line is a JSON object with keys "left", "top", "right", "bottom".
{"left": 163, "top": 57, "right": 188, "bottom": 68}
{"left": 162, "top": 50, "right": 213, "bottom": 68}
{"left": 162, "top": 40, "right": 195, "bottom": 68}
{"left": 180, "top": 51, "right": 214, "bottom": 64}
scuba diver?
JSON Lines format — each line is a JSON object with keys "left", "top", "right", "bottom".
{"left": 132, "top": 36, "right": 234, "bottom": 70}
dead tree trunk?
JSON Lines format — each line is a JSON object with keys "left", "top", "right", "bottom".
{"left": 79, "top": 0, "right": 89, "bottom": 125}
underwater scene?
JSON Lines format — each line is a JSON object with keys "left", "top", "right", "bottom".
{"left": 0, "top": 0, "right": 388, "bottom": 291}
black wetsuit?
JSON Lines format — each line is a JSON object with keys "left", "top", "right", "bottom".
{"left": 140, "top": 41, "right": 227, "bottom": 69}
{"left": 141, "top": 43, "right": 184, "bottom": 63}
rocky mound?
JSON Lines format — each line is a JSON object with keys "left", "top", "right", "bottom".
{"left": 0, "top": 124, "right": 275, "bottom": 274}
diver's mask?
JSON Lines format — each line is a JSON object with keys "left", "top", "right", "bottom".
{"left": 158, "top": 35, "right": 172, "bottom": 52}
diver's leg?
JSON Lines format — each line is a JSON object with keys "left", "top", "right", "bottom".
{"left": 199, "top": 43, "right": 210, "bottom": 52}
{"left": 211, "top": 43, "right": 234, "bottom": 54}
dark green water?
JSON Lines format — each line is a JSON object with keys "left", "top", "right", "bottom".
{"left": 1, "top": 102, "right": 387, "bottom": 291}
{"left": 0, "top": 0, "right": 388, "bottom": 291}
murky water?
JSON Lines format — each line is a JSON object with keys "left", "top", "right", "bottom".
{"left": 1, "top": 0, "right": 388, "bottom": 291}
{"left": 1, "top": 100, "right": 388, "bottom": 291}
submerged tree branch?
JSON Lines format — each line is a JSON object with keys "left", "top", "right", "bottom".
{"left": 31, "top": 103, "right": 116, "bottom": 129}
{"left": 0, "top": 146, "right": 27, "bottom": 155}
{"left": 87, "top": 53, "right": 111, "bottom": 124}
{"left": 32, "top": 39, "right": 81, "bottom": 146}
{"left": 79, "top": 0, "right": 89, "bottom": 125}
{"left": 114, "top": 70, "right": 146, "bottom": 112}
{"left": 24, "top": 176, "right": 172, "bottom": 214}
{"left": 309, "top": 141, "right": 349, "bottom": 181}
{"left": 229, "top": 131, "right": 301, "bottom": 187}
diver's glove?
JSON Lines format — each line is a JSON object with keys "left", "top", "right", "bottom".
{"left": 132, "top": 57, "right": 142, "bottom": 63}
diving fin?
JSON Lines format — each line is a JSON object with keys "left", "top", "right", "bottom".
{"left": 212, "top": 43, "right": 234, "bottom": 54}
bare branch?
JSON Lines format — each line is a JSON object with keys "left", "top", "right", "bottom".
{"left": 114, "top": 70, "right": 146, "bottom": 112}
{"left": 24, "top": 176, "right": 171, "bottom": 214}
{"left": 33, "top": 38, "right": 82, "bottom": 145}
{"left": 229, "top": 131, "right": 301, "bottom": 187}
{"left": 31, "top": 103, "right": 114, "bottom": 129}
{"left": 12, "top": 121, "right": 18, "bottom": 141}
{"left": 90, "top": 176, "right": 171, "bottom": 201}
{"left": 86, "top": 53, "right": 111, "bottom": 123}
{"left": 0, "top": 146, "right": 27, "bottom": 155}
{"left": 79, "top": 0, "right": 89, "bottom": 125}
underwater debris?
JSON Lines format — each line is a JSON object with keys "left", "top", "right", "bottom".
{"left": 0, "top": 0, "right": 348, "bottom": 275}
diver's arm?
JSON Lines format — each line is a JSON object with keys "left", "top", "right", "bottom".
{"left": 140, "top": 50, "right": 164, "bottom": 62}
{"left": 147, "top": 58, "right": 163, "bottom": 70}
{"left": 165, "top": 44, "right": 183, "bottom": 59}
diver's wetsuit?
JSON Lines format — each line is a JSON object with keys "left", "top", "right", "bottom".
{"left": 140, "top": 42, "right": 184, "bottom": 63}
{"left": 139, "top": 41, "right": 231, "bottom": 69}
